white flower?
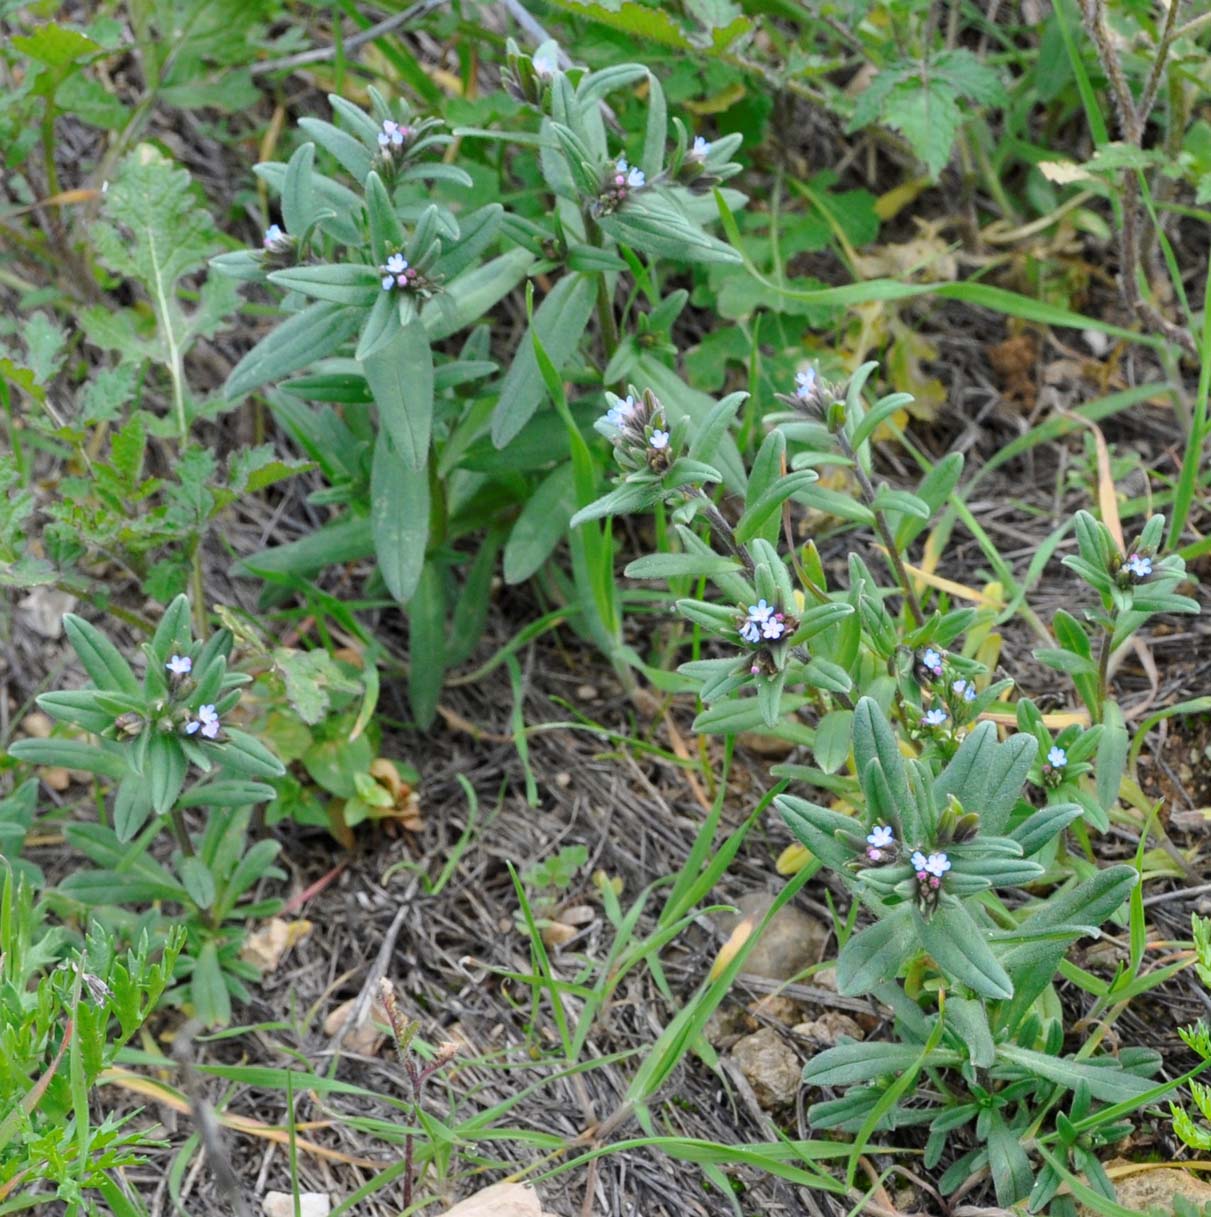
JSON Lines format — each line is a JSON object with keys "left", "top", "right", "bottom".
{"left": 531, "top": 41, "right": 559, "bottom": 79}
{"left": 626, "top": 165, "right": 646, "bottom": 189}
{"left": 794, "top": 367, "right": 816, "bottom": 399}
{"left": 604, "top": 394, "right": 638, "bottom": 429}
{"left": 761, "top": 616, "right": 786, "bottom": 641}
{"left": 922, "top": 707, "right": 948, "bottom": 727}
{"left": 379, "top": 119, "right": 406, "bottom": 148}
{"left": 910, "top": 850, "right": 929, "bottom": 873}
{"left": 688, "top": 135, "right": 711, "bottom": 162}
{"left": 866, "top": 825, "right": 894, "bottom": 849}
{"left": 922, "top": 648, "right": 943, "bottom": 675}
{"left": 263, "top": 224, "right": 284, "bottom": 248}
{"left": 166, "top": 655, "right": 192, "bottom": 676}
{"left": 381, "top": 274, "right": 395, "bottom": 291}
{"left": 924, "top": 852, "right": 951, "bottom": 877}
{"left": 186, "top": 704, "right": 220, "bottom": 739}
{"left": 1047, "top": 745, "right": 1067, "bottom": 768}
{"left": 649, "top": 428, "right": 670, "bottom": 450}
{"left": 386, "top": 253, "right": 407, "bottom": 274}
{"left": 1126, "top": 553, "right": 1152, "bottom": 578}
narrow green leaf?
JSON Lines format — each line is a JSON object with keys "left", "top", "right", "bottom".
{"left": 362, "top": 319, "right": 433, "bottom": 470}
{"left": 370, "top": 429, "right": 430, "bottom": 604}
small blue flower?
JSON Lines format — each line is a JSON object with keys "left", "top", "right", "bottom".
{"left": 649, "top": 428, "right": 670, "bottom": 450}
{"left": 531, "top": 42, "right": 559, "bottom": 79}
{"left": 747, "top": 599, "right": 773, "bottom": 623}
{"left": 794, "top": 367, "right": 816, "bottom": 400}
{"left": 1126, "top": 553, "right": 1152, "bottom": 578}
{"left": 761, "top": 615, "right": 786, "bottom": 641}
{"left": 186, "top": 704, "right": 220, "bottom": 740}
{"left": 922, "top": 707, "right": 948, "bottom": 727}
{"left": 262, "top": 224, "right": 284, "bottom": 248}
{"left": 1047, "top": 745, "right": 1067, "bottom": 769}
{"left": 603, "top": 394, "right": 638, "bottom": 429}
{"left": 739, "top": 619, "right": 761, "bottom": 644}
{"left": 910, "top": 849, "right": 929, "bottom": 873}
{"left": 922, "top": 648, "right": 943, "bottom": 676}
{"left": 924, "top": 851, "right": 951, "bottom": 877}
{"left": 378, "top": 119, "right": 407, "bottom": 148}
{"left": 866, "top": 825, "right": 894, "bottom": 849}
{"left": 166, "top": 654, "right": 192, "bottom": 676}
{"left": 952, "top": 678, "right": 977, "bottom": 703}
{"left": 689, "top": 135, "right": 711, "bottom": 161}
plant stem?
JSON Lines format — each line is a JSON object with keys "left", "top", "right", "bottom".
{"left": 834, "top": 431, "right": 925, "bottom": 627}
{"left": 693, "top": 489, "right": 755, "bottom": 577}
{"left": 170, "top": 806, "right": 194, "bottom": 857}
{"left": 1095, "top": 627, "right": 1113, "bottom": 723}
{"left": 584, "top": 215, "right": 621, "bottom": 374}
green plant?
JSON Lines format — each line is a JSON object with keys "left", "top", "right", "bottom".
{"left": 8, "top": 594, "right": 286, "bottom": 1024}
{"left": 211, "top": 48, "right": 743, "bottom": 720}
{"left": 0, "top": 862, "right": 183, "bottom": 1213}
{"left": 572, "top": 357, "right": 1203, "bottom": 1211}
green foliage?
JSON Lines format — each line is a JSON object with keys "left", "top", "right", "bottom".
{"left": 578, "top": 357, "right": 1201, "bottom": 1210}
{"left": 8, "top": 595, "right": 285, "bottom": 1024}
{"left": 0, "top": 864, "right": 182, "bottom": 1210}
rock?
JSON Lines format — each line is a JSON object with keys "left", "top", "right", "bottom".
{"left": 794, "top": 1012, "right": 864, "bottom": 1048}
{"left": 540, "top": 921, "right": 577, "bottom": 948}
{"left": 713, "top": 893, "right": 828, "bottom": 981}
{"left": 730, "top": 1026, "right": 800, "bottom": 1109}
{"left": 442, "top": 1181, "right": 556, "bottom": 1216}
{"left": 705, "top": 1005, "right": 754, "bottom": 1047}
{"left": 1079, "top": 1165, "right": 1211, "bottom": 1216}
{"left": 748, "top": 994, "right": 804, "bottom": 1026}
{"left": 323, "top": 996, "right": 389, "bottom": 1056}
{"left": 18, "top": 588, "right": 76, "bottom": 638}
{"left": 263, "top": 1193, "right": 330, "bottom": 1217}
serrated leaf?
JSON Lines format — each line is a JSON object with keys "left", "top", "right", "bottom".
{"left": 90, "top": 148, "right": 233, "bottom": 381}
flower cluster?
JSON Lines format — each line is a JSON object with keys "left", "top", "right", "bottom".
{"left": 915, "top": 647, "right": 983, "bottom": 734}
{"left": 738, "top": 599, "right": 789, "bottom": 644}
{"left": 380, "top": 251, "right": 419, "bottom": 292}
{"left": 377, "top": 118, "right": 411, "bottom": 151}
{"left": 595, "top": 157, "right": 645, "bottom": 215}
{"left": 184, "top": 703, "right": 222, "bottom": 741}
{"left": 865, "top": 824, "right": 895, "bottom": 862}
{"left": 597, "top": 388, "right": 676, "bottom": 471}
{"left": 911, "top": 849, "right": 951, "bottom": 903}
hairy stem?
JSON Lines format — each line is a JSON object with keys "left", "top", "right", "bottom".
{"left": 1095, "top": 627, "right": 1113, "bottom": 723}
{"left": 693, "top": 489, "right": 755, "bottom": 577}
{"left": 835, "top": 431, "right": 925, "bottom": 627}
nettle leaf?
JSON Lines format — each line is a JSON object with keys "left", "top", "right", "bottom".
{"left": 89, "top": 147, "right": 233, "bottom": 377}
